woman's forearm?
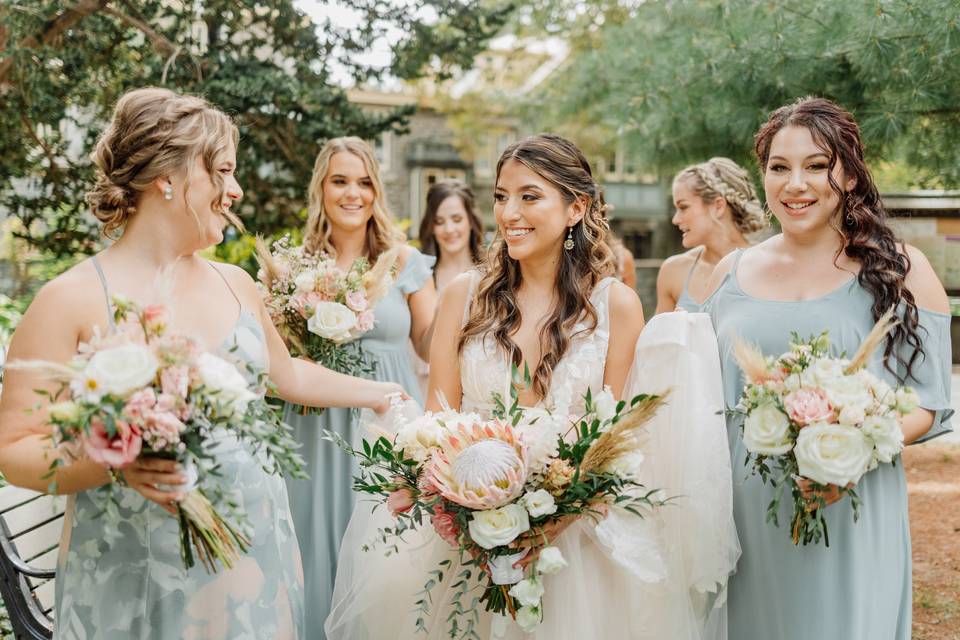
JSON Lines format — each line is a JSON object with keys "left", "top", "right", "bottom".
{"left": 0, "top": 434, "right": 109, "bottom": 494}
{"left": 902, "top": 407, "right": 935, "bottom": 445}
{"left": 278, "top": 358, "right": 385, "bottom": 410}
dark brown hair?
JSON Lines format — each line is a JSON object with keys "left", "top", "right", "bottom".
{"left": 417, "top": 179, "right": 484, "bottom": 264}
{"left": 754, "top": 97, "right": 922, "bottom": 380}
{"left": 458, "top": 134, "right": 615, "bottom": 400}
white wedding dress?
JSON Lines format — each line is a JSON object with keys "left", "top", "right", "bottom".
{"left": 325, "top": 277, "right": 739, "bottom": 640}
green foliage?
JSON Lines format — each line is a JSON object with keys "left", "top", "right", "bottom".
{"left": 0, "top": 1, "right": 509, "bottom": 257}
{"left": 530, "top": 0, "right": 960, "bottom": 186}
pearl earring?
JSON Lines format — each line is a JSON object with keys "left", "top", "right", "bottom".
{"left": 163, "top": 186, "right": 174, "bottom": 201}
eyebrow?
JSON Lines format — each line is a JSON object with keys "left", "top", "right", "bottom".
{"left": 495, "top": 184, "right": 544, "bottom": 192}
{"left": 329, "top": 173, "right": 370, "bottom": 180}
{"left": 768, "top": 153, "right": 830, "bottom": 162}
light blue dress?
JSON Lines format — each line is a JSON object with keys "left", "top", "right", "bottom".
{"left": 283, "top": 249, "right": 434, "bottom": 638}
{"left": 705, "top": 249, "right": 953, "bottom": 640}
{"left": 676, "top": 247, "right": 704, "bottom": 312}
{"left": 55, "top": 258, "right": 304, "bottom": 639}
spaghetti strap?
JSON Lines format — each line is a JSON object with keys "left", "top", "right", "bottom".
{"left": 460, "top": 270, "right": 480, "bottom": 326}
{"left": 681, "top": 247, "right": 704, "bottom": 292}
{"left": 90, "top": 256, "right": 116, "bottom": 330}
{"left": 206, "top": 261, "right": 243, "bottom": 317}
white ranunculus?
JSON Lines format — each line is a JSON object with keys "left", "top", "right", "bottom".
{"left": 894, "top": 387, "right": 920, "bottom": 415}
{"left": 794, "top": 422, "right": 873, "bottom": 486}
{"left": 743, "top": 401, "right": 793, "bottom": 456}
{"left": 536, "top": 546, "right": 568, "bottom": 575}
{"left": 293, "top": 270, "right": 317, "bottom": 293}
{"left": 85, "top": 343, "right": 158, "bottom": 398}
{"left": 514, "top": 606, "right": 541, "bottom": 633}
{"left": 508, "top": 577, "right": 544, "bottom": 608}
{"left": 519, "top": 489, "right": 557, "bottom": 518}
{"left": 468, "top": 503, "right": 530, "bottom": 550}
{"left": 197, "top": 352, "right": 257, "bottom": 415}
{"left": 860, "top": 415, "right": 904, "bottom": 464}
{"left": 837, "top": 404, "right": 866, "bottom": 426}
{"left": 307, "top": 301, "right": 357, "bottom": 343}
{"left": 820, "top": 370, "right": 872, "bottom": 416}
{"left": 604, "top": 448, "right": 645, "bottom": 481}
{"left": 394, "top": 414, "right": 451, "bottom": 464}
{"left": 593, "top": 387, "right": 618, "bottom": 424}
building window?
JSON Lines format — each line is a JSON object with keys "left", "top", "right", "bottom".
{"left": 373, "top": 132, "right": 392, "bottom": 173}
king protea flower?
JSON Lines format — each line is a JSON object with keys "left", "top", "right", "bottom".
{"left": 427, "top": 420, "right": 528, "bottom": 510}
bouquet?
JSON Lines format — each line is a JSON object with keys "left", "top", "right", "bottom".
{"left": 13, "top": 295, "right": 305, "bottom": 572}
{"left": 733, "top": 311, "right": 918, "bottom": 546}
{"left": 256, "top": 236, "right": 399, "bottom": 381}
{"left": 327, "top": 378, "right": 669, "bottom": 637}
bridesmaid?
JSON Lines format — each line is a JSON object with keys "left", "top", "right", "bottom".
{"left": 655, "top": 157, "right": 765, "bottom": 313}
{"left": 607, "top": 231, "right": 637, "bottom": 289}
{"left": 0, "top": 88, "right": 405, "bottom": 638}
{"left": 413, "top": 179, "right": 484, "bottom": 394}
{"left": 704, "top": 97, "right": 953, "bottom": 639}
{"left": 283, "top": 137, "right": 437, "bottom": 637}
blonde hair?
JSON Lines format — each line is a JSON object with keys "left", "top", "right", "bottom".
{"left": 86, "top": 87, "right": 241, "bottom": 238}
{"left": 303, "top": 137, "right": 404, "bottom": 260}
{"left": 673, "top": 157, "right": 766, "bottom": 235}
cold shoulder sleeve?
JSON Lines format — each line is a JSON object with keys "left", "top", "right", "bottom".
{"left": 396, "top": 249, "right": 436, "bottom": 295}
{"left": 901, "top": 307, "right": 953, "bottom": 444}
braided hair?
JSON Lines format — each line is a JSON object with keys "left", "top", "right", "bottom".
{"left": 674, "top": 157, "right": 767, "bottom": 235}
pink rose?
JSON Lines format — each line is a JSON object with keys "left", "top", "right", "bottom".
{"left": 784, "top": 387, "right": 834, "bottom": 426}
{"left": 345, "top": 290, "right": 368, "bottom": 312}
{"left": 356, "top": 310, "right": 375, "bottom": 333}
{"left": 431, "top": 504, "right": 460, "bottom": 547}
{"left": 160, "top": 365, "right": 190, "bottom": 399}
{"left": 123, "top": 388, "right": 157, "bottom": 421}
{"left": 387, "top": 487, "right": 415, "bottom": 517}
{"left": 83, "top": 418, "right": 142, "bottom": 468}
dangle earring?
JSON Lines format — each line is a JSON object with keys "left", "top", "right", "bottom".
{"left": 563, "top": 226, "right": 575, "bottom": 251}
{"left": 163, "top": 185, "right": 174, "bottom": 201}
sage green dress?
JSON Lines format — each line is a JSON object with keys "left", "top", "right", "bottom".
{"left": 55, "top": 258, "right": 304, "bottom": 639}
{"left": 704, "top": 249, "right": 953, "bottom": 640}
{"left": 283, "top": 250, "right": 434, "bottom": 638}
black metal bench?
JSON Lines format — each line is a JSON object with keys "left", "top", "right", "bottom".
{"left": 0, "top": 485, "right": 65, "bottom": 639}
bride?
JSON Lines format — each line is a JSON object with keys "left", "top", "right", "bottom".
{"left": 326, "top": 134, "right": 739, "bottom": 639}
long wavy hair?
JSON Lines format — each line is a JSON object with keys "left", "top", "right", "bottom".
{"left": 458, "top": 134, "right": 616, "bottom": 400}
{"left": 754, "top": 97, "right": 923, "bottom": 380}
{"left": 303, "top": 137, "right": 405, "bottom": 260}
{"left": 417, "top": 179, "right": 484, "bottom": 264}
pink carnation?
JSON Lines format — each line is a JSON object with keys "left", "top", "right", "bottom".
{"left": 160, "top": 365, "right": 190, "bottom": 399}
{"left": 291, "top": 292, "right": 322, "bottom": 319}
{"left": 345, "top": 290, "right": 368, "bottom": 312}
{"left": 83, "top": 418, "right": 142, "bottom": 468}
{"left": 431, "top": 504, "right": 460, "bottom": 547}
{"left": 144, "top": 410, "right": 186, "bottom": 438}
{"left": 123, "top": 388, "right": 157, "bottom": 421}
{"left": 356, "top": 310, "right": 375, "bottom": 333}
{"left": 784, "top": 387, "right": 834, "bottom": 426}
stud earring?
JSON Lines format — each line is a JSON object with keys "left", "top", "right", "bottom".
{"left": 163, "top": 186, "right": 174, "bottom": 201}
{"left": 563, "top": 226, "right": 575, "bottom": 251}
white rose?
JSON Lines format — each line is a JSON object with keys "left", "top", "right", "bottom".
{"left": 508, "top": 577, "right": 544, "bottom": 608}
{"left": 593, "top": 387, "right": 618, "bottom": 424}
{"left": 468, "top": 503, "right": 530, "bottom": 550}
{"left": 519, "top": 489, "right": 557, "bottom": 518}
{"left": 293, "top": 270, "right": 316, "bottom": 293}
{"left": 794, "top": 422, "right": 873, "bottom": 486}
{"left": 515, "top": 606, "right": 541, "bottom": 633}
{"left": 307, "top": 301, "right": 357, "bottom": 343}
{"left": 536, "top": 546, "right": 568, "bottom": 575}
{"left": 743, "top": 401, "right": 793, "bottom": 456}
{"left": 85, "top": 343, "right": 158, "bottom": 398}
{"left": 806, "top": 357, "right": 845, "bottom": 386}
{"left": 860, "top": 415, "right": 904, "bottom": 464}
{"left": 894, "top": 387, "right": 919, "bottom": 415}
{"left": 197, "top": 352, "right": 257, "bottom": 415}
{"left": 604, "top": 448, "right": 645, "bottom": 481}
{"left": 820, "top": 370, "right": 872, "bottom": 416}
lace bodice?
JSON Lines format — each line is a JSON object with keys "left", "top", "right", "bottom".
{"left": 459, "top": 275, "right": 616, "bottom": 416}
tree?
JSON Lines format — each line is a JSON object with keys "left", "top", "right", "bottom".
{"left": 0, "top": 0, "right": 513, "bottom": 257}
{"left": 528, "top": 0, "right": 960, "bottom": 184}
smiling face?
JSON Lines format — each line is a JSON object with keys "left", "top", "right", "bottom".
{"left": 671, "top": 178, "right": 722, "bottom": 249}
{"left": 177, "top": 139, "right": 243, "bottom": 249}
{"left": 322, "top": 151, "right": 376, "bottom": 234}
{"left": 494, "top": 159, "right": 581, "bottom": 263}
{"left": 433, "top": 195, "right": 472, "bottom": 257}
{"left": 763, "top": 125, "right": 852, "bottom": 237}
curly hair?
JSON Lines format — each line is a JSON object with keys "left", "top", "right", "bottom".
{"left": 754, "top": 96, "right": 923, "bottom": 381}
{"left": 86, "top": 87, "right": 241, "bottom": 238}
{"left": 303, "top": 137, "right": 405, "bottom": 261}
{"left": 673, "top": 157, "right": 767, "bottom": 235}
{"left": 458, "top": 134, "right": 616, "bottom": 400}
{"left": 418, "top": 179, "right": 484, "bottom": 264}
